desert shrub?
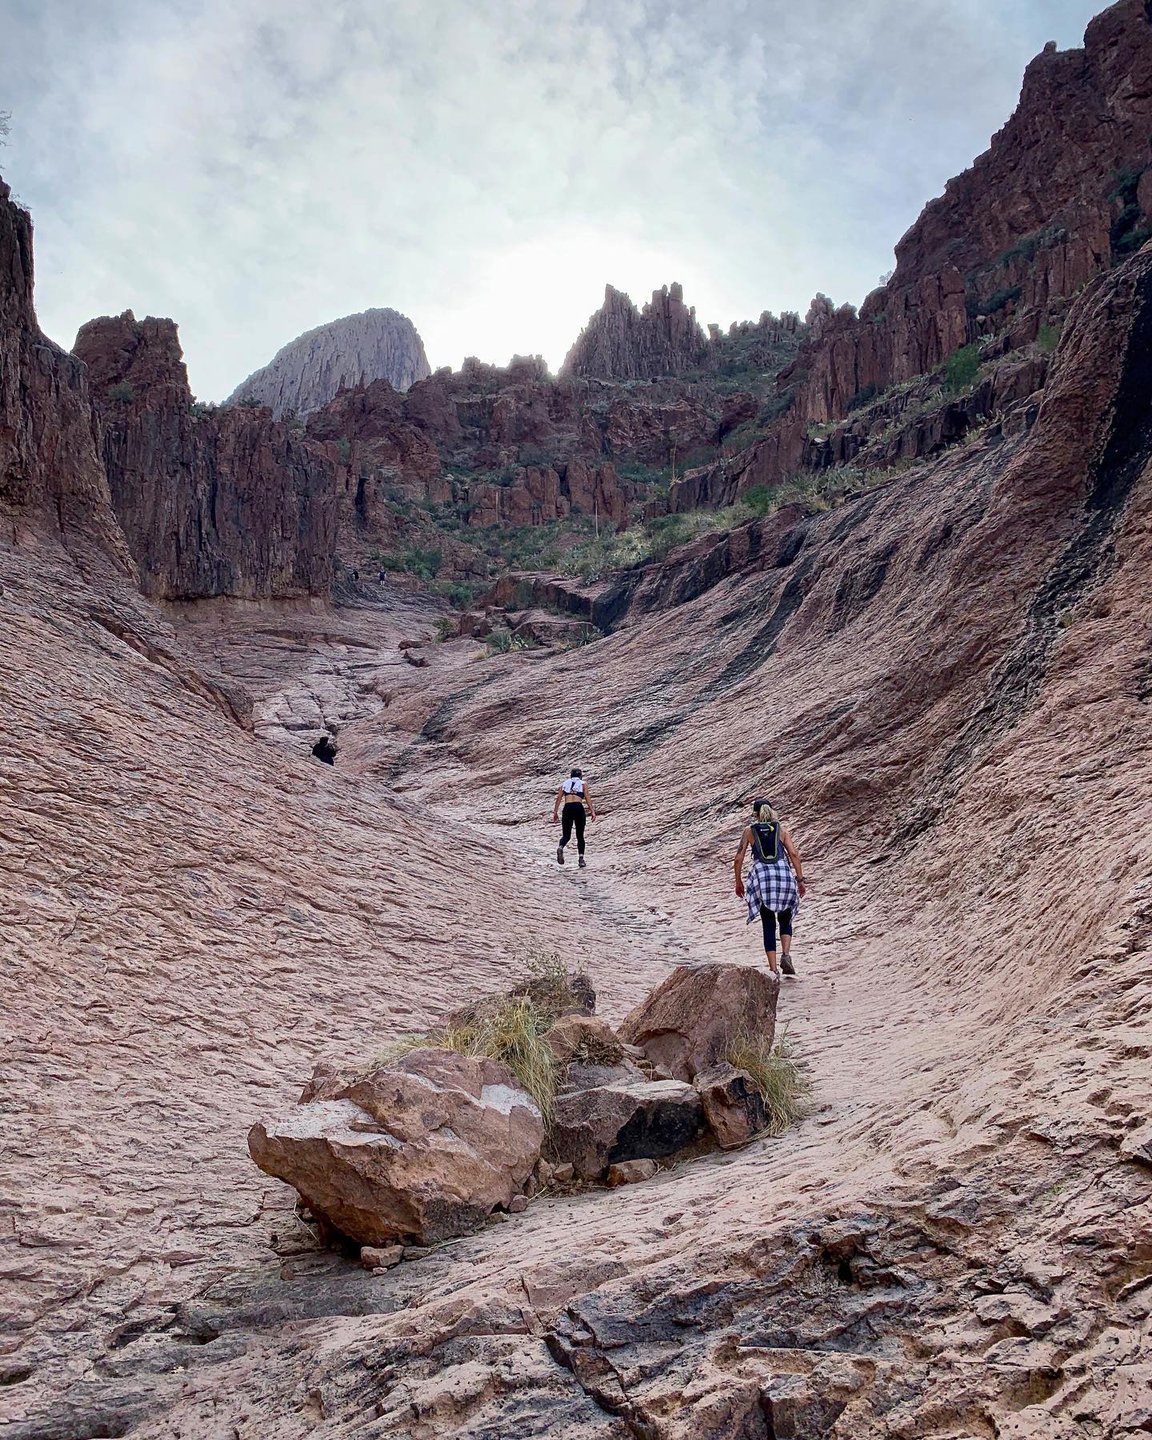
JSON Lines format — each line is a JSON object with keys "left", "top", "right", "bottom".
{"left": 742, "top": 485, "right": 775, "bottom": 516}
{"left": 334, "top": 436, "right": 352, "bottom": 463}
{"left": 486, "top": 627, "right": 536, "bottom": 655}
{"left": 756, "top": 390, "right": 795, "bottom": 426}
{"left": 189, "top": 399, "right": 217, "bottom": 419}
{"left": 1037, "top": 323, "right": 1061, "bottom": 354}
{"left": 726, "top": 1023, "right": 810, "bottom": 1136}
{"left": 376, "top": 546, "right": 441, "bottom": 581}
{"left": 106, "top": 381, "right": 135, "bottom": 404}
{"left": 433, "top": 617, "right": 456, "bottom": 642}
{"left": 238, "top": 395, "right": 263, "bottom": 409}
{"left": 944, "top": 343, "right": 981, "bottom": 395}
{"left": 369, "top": 998, "right": 560, "bottom": 1124}
{"left": 846, "top": 383, "right": 879, "bottom": 411}
{"left": 1109, "top": 169, "right": 1150, "bottom": 256}
{"left": 433, "top": 578, "right": 484, "bottom": 608}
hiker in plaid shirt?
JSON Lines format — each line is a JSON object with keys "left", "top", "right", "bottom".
{"left": 733, "top": 798, "right": 808, "bottom": 978}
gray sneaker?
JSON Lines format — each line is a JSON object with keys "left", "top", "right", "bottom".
{"left": 578, "top": 855, "right": 586, "bottom": 868}
{"left": 556, "top": 846, "right": 565, "bottom": 865}
{"left": 781, "top": 953, "right": 796, "bottom": 976}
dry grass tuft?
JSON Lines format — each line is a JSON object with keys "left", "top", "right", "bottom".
{"left": 362, "top": 950, "right": 598, "bottom": 1127}
{"left": 726, "top": 1023, "right": 811, "bottom": 1136}
{"left": 367, "top": 999, "right": 561, "bottom": 1127}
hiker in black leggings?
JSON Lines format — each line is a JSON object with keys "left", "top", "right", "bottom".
{"left": 552, "top": 768, "right": 596, "bottom": 868}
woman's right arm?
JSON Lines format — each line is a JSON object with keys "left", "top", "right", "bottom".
{"left": 551, "top": 788, "right": 563, "bottom": 821}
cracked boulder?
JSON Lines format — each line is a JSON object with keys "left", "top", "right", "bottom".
{"left": 619, "top": 961, "right": 778, "bottom": 1081}
{"left": 550, "top": 1078, "right": 706, "bottom": 1181}
{"left": 248, "top": 1048, "right": 543, "bottom": 1245}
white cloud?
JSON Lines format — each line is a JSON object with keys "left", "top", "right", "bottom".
{"left": 0, "top": 0, "right": 1104, "bottom": 398}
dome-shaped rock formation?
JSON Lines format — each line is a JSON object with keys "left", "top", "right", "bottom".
{"left": 227, "top": 307, "right": 432, "bottom": 417}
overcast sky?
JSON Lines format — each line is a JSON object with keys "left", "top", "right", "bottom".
{"left": 1, "top": 0, "right": 1105, "bottom": 399}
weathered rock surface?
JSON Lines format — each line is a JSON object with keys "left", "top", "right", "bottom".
{"left": 227, "top": 306, "right": 431, "bottom": 417}
{"left": 619, "top": 962, "right": 778, "bottom": 1082}
{"left": 694, "top": 1062, "right": 771, "bottom": 1149}
{"left": 248, "top": 1049, "right": 543, "bottom": 1245}
{"left": 74, "top": 311, "right": 338, "bottom": 600}
{"left": 549, "top": 1079, "right": 706, "bottom": 1181}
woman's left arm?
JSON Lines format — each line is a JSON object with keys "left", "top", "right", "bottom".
{"left": 782, "top": 827, "right": 807, "bottom": 897}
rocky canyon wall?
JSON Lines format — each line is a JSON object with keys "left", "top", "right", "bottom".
{"left": 75, "top": 312, "right": 338, "bottom": 601}
{"left": 0, "top": 180, "right": 132, "bottom": 577}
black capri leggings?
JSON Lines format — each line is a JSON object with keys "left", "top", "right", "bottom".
{"left": 560, "top": 802, "right": 587, "bottom": 854}
{"left": 759, "top": 905, "right": 793, "bottom": 953}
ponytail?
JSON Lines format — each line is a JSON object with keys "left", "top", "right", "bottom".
{"left": 757, "top": 802, "right": 778, "bottom": 824}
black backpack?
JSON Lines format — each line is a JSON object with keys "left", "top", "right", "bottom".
{"left": 751, "top": 820, "right": 780, "bottom": 863}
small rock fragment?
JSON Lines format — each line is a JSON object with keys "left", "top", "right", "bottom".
{"left": 360, "top": 1244, "right": 404, "bottom": 1271}
{"left": 507, "top": 1195, "right": 529, "bottom": 1213}
{"left": 553, "top": 1163, "right": 575, "bottom": 1183}
{"left": 608, "top": 1160, "right": 658, "bottom": 1186}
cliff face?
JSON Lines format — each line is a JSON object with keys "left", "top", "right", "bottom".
{"left": 560, "top": 281, "right": 710, "bottom": 380}
{"left": 0, "top": 180, "right": 132, "bottom": 575}
{"left": 227, "top": 307, "right": 432, "bottom": 418}
{"left": 75, "top": 312, "right": 338, "bottom": 601}
{"left": 669, "top": 0, "right": 1152, "bottom": 511}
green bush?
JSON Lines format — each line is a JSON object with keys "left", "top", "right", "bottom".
{"left": 106, "top": 381, "right": 135, "bottom": 405}
{"left": 335, "top": 437, "right": 352, "bottom": 463}
{"left": 375, "top": 546, "right": 441, "bottom": 581}
{"left": 1038, "top": 323, "right": 1060, "bottom": 354}
{"left": 743, "top": 485, "right": 775, "bottom": 516}
{"left": 944, "top": 343, "right": 981, "bottom": 395}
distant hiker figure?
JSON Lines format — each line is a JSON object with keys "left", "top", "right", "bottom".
{"left": 552, "top": 769, "right": 596, "bottom": 868}
{"left": 734, "top": 799, "right": 807, "bottom": 977}
{"left": 312, "top": 734, "right": 337, "bottom": 766}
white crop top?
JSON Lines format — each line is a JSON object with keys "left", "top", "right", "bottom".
{"left": 562, "top": 777, "right": 585, "bottom": 796}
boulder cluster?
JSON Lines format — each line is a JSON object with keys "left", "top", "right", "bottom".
{"left": 249, "top": 962, "right": 785, "bottom": 1253}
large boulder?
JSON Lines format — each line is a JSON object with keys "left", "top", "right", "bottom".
{"left": 619, "top": 963, "right": 778, "bottom": 1082}
{"left": 694, "top": 1063, "right": 770, "bottom": 1149}
{"left": 248, "top": 1048, "right": 543, "bottom": 1245}
{"left": 550, "top": 1079, "right": 706, "bottom": 1181}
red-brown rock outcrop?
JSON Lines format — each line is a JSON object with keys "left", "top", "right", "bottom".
{"left": 560, "top": 281, "right": 709, "bottom": 380}
{"left": 0, "top": 180, "right": 131, "bottom": 576}
{"left": 619, "top": 963, "right": 779, "bottom": 1081}
{"left": 75, "top": 311, "right": 338, "bottom": 600}
{"left": 227, "top": 306, "right": 431, "bottom": 417}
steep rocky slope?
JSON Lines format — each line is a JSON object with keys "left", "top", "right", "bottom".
{"left": 227, "top": 307, "right": 432, "bottom": 417}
